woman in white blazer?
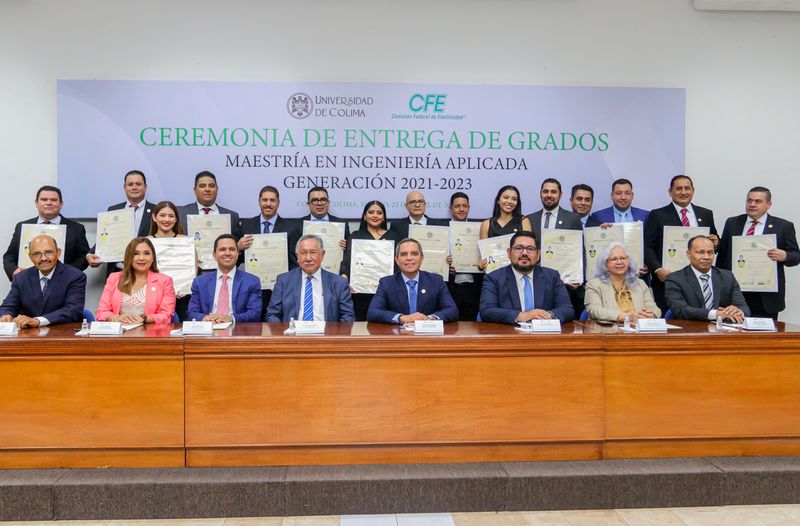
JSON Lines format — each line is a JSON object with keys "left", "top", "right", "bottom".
{"left": 584, "top": 242, "right": 661, "bottom": 323}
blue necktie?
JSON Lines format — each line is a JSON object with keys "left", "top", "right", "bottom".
{"left": 407, "top": 280, "right": 417, "bottom": 313}
{"left": 303, "top": 276, "right": 314, "bottom": 321}
{"left": 523, "top": 274, "right": 533, "bottom": 311}
{"left": 40, "top": 277, "right": 49, "bottom": 296}
{"left": 262, "top": 221, "right": 271, "bottom": 234}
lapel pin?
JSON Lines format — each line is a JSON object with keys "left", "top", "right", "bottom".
{"left": 151, "top": 287, "right": 156, "bottom": 292}
{"left": 421, "top": 289, "right": 426, "bottom": 294}
{"left": 769, "top": 224, "right": 774, "bottom": 229}
{"left": 698, "top": 218, "right": 703, "bottom": 222}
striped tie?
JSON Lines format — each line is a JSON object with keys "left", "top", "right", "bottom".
{"left": 700, "top": 274, "right": 713, "bottom": 310}
{"left": 217, "top": 275, "right": 230, "bottom": 315}
{"left": 680, "top": 208, "right": 690, "bottom": 227}
{"left": 303, "top": 276, "right": 314, "bottom": 321}
{"left": 40, "top": 277, "right": 49, "bottom": 295}
{"left": 746, "top": 220, "right": 758, "bottom": 236}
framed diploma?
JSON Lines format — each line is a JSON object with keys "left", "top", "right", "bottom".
{"left": 662, "top": 226, "right": 709, "bottom": 272}
{"left": 477, "top": 234, "right": 513, "bottom": 272}
{"left": 540, "top": 229, "right": 584, "bottom": 284}
{"left": 245, "top": 233, "right": 288, "bottom": 290}
{"left": 583, "top": 225, "right": 623, "bottom": 280}
{"left": 95, "top": 209, "right": 135, "bottom": 263}
{"left": 449, "top": 221, "right": 482, "bottom": 273}
{"left": 187, "top": 214, "right": 231, "bottom": 270}
{"left": 620, "top": 221, "right": 645, "bottom": 270}
{"left": 731, "top": 234, "right": 778, "bottom": 292}
{"left": 409, "top": 224, "right": 450, "bottom": 279}
{"left": 151, "top": 237, "right": 197, "bottom": 296}
{"left": 18, "top": 224, "right": 67, "bottom": 269}
{"left": 349, "top": 239, "right": 395, "bottom": 294}
{"left": 303, "top": 220, "right": 345, "bottom": 274}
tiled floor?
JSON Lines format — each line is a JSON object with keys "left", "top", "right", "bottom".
{"left": 4, "top": 506, "right": 800, "bottom": 526}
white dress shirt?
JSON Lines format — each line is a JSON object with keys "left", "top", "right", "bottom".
{"left": 690, "top": 265, "right": 716, "bottom": 320}
{"left": 409, "top": 216, "right": 427, "bottom": 226}
{"left": 37, "top": 216, "right": 61, "bottom": 225}
{"left": 672, "top": 203, "right": 699, "bottom": 227}
{"left": 298, "top": 268, "right": 325, "bottom": 321}
{"left": 741, "top": 214, "right": 768, "bottom": 236}
{"left": 540, "top": 208, "right": 559, "bottom": 232}
{"left": 35, "top": 269, "right": 54, "bottom": 327}
{"left": 197, "top": 202, "right": 220, "bottom": 215}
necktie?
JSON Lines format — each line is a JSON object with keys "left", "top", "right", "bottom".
{"left": 217, "top": 275, "right": 230, "bottom": 315}
{"left": 130, "top": 204, "right": 139, "bottom": 212}
{"left": 303, "top": 276, "right": 314, "bottom": 321}
{"left": 202, "top": 207, "right": 212, "bottom": 215}
{"left": 700, "top": 274, "right": 713, "bottom": 310}
{"left": 746, "top": 220, "right": 758, "bottom": 236}
{"left": 262, "top": 221, "right": 271, "bottom": 234}
{"left": 680, "top": 208, "right": 690, "bottom": 227}
{"left": 407, "top": 280, "right": 418, "bottom": 313}
{"left": 523, "top": 274, "right": 533, "bottom": 311}
{"left": 43, "top": 220, "right": 52, "bottom": 225}
{"left": 40, "top": 277, "right": 49, "bottom": 295}
{"left": 544, "top": 212, "right": 552, "bottom": 229}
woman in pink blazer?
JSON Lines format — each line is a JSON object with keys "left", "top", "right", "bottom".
{"left": 96, "top": 237, "right": 176, "bottom": 324}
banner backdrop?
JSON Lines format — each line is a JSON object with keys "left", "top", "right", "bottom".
{"left": 57, "top": 81, "right": 684, "bottom": 219}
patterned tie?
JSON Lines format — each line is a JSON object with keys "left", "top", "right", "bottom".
{"left": 407, "top": 280, "right": 418, "bottom": 313}
{"left": 202, "top": 207, "right": 212, "bottom": 215}
{"left": 303, "top": 276, "right": 314, "bottom": 321}
{"left": 40, "top": 277, "right": 49, "bottom": 295}
{"left": 746, "top": 220, "right": 758, "bottom": 236}
{"left": 544, "top": 212, "right": 552, "bottom": 229}
{"left": 523, "top": 274, "right": 533, "bottom": 311}
{"left": 700, "top": 274, "right": 713, "bottom": 310}
{"left": 680, "top": 208, "right": 690, "bottom": 227}
{"left": 262, "top": 221, "right": 271, "bottom": 234}
{"left": 217, "top": 275, "right": 230, "bottom": 315}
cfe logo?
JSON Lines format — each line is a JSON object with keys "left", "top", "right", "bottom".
{"left": 287, "top": 93, "right": 313, "bottom": 119}
{"left": 409, "top": 93, "right": 447, "bottom": 113}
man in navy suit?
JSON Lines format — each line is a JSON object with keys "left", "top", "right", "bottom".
{"left": 87, "top": 170, "right": 157, "bottom": 275}
{"left": 266, "top": 234, "right": 354, "bottom": 322}
{"left": 186, "top": 234, "right": 262, "bottom": 322}
{"left": 388, "top": 191, "right": 448, "bottom": 239}
{"left": 479, "top": 231, "right": 574, "bottom": 324}
{"left": 644, "top": 175, "right": 718, "bottom": 311}
{"left": 0, "top": 235, "right": 86, "bottom": 327}
{"left": 3, "top": 185, "right": 90, "bottom": 280}
{"left": 367, "top": 238, "right": 458, "bottom": 324}
{"left": 586, "top": 178, "right": 650, "bottom": 227}
{"left": 177, "top": 171, "right": 241, "bottom": 239}
{"left": 716, "top": 187, "right": 800, "bottom": 319}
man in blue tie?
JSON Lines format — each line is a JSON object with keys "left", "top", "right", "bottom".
{"left": 367, "top": 238, "right": 459, "bottom": 324}
{"left": 479, "top": 231, "right": 574, "bottom": 324}
{"left": 266, "top": 234, "right": 354, "bottom": 322}
{"left": 0, "top": 235, "right": 86, "bottom": 327}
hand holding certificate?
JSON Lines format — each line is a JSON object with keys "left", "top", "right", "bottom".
{"left": 245, "top": 233, "right": 288, "bottom": 290}
{"left": 449, "top": 221, "right": 482, "bottom": 273}
{"left": 409, "top": 224, "right": 449, "bottom": 278}
{"left": 477, "top": 234, "right": 513, "bottom": 272}
{"left": 540, "top": 229, "right": 584, "bottom": 284}
{"left": 662, "top": 226, "right": 709, "bottom": 272}
{"left": 187, "top": 214, "right": 231, "bottom": 270}
{"left": 731, "top": 234, "right": 778, "bottom": 292}
{"left": 95, "top": 209, "right": 135, "bottom": 263}
{"left": 349, "top": 239, "right": 395, "bottom": 294}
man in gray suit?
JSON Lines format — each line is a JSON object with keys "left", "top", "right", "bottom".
{"left": 177, "top": 171, "right": 241, "bottom": 239}
{"left": 665, "top": 235, "right": 749, "bottom": 322}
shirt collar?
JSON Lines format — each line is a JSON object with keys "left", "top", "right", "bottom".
{"left": 217, "top": 267, "right": 237, "bottom": 281}
{"left": 613, "top": 206, "right": 631, "bottom": 216}
{"left": 37, "top": 215, "right": 61, "bottom": 225}
{"left": 672, "top": 202, "right": 694, "bottom": 215}
{"left": 401, "top": 272, "right": 421, "bottom": 284}
{"left": 311, "top": 214, "right": 330, "bottom": 222}
{"left": 303, "top": 267, "right": 323, "bottom": 282}
{"left": 690, "top": 265, "right": 712, "bottom": 280}
{"left": 511, "top": 266, "right": 534, "bottom": 281}
{"left": 409, "top": 216, "right": 427, "bottom": 225}
{"left": 197, "top": 202, "right": 219, "bottom": 213}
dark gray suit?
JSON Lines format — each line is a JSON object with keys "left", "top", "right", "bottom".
{"left": 665, "top": 265, "right": 750, "bottom": 320}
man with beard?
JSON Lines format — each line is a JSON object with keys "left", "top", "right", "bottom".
{"left": 479, "top": 231, "right": 574, "bottom": 324}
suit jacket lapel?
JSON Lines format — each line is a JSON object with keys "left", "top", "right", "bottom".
{"left": 397, "top": 273, "right": 411, "bottom": 313}
{"left": 687, "top": 268, "right": 706, "bottom": 307}
{"left": 504, "top": 267, "right": 521, "bottom": 311}
{"left": 531, "top": 267, "right": 545, "bottom": 310}
{"left": 231, "top": 272, "right": 243, "bottom": 312}
{"left": 40, "top": 263, "right": 63, "bottom": 311}
{"left": 28, "top": 269, "right": 44, "bottom": 314}
{"left": 711, "top": 269, "right": 723, "bottom": 308}
{"left": 320, "top": 270, "right": 332, "bottom": 320}
{"left": 204, "top": 273, "right": 218, "bottom": 314}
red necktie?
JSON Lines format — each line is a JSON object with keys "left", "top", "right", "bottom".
{"left": 217, "top": 275, "right": 230, "bottom": 315}
{"left": 680, "top": 208, "right": 690, "bottom": 227}
{"left": 746, "top": 220, "right": 758, "bottom": 236}
{"left": 202, "top": 207, "right": 211, "bottom": 215}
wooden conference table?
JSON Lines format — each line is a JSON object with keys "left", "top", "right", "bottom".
{"left": 1, "top": 321, "right": 799, "bottom": 468}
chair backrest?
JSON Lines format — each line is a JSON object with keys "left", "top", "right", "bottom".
{"left": 579, "top": 309, "right": 589, "bottom": 321}
{"left": 664, "top": 308, "right": 673, "bottom": 320}
{"left": 82, "top": 309, "right": 95, "bottom": 322}
{"left": 172, "top": 312, "right": 180, "bottom": 323}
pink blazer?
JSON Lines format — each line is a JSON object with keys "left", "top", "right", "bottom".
{"left": 96, "top": 271, "right": 176, "bottom": 324}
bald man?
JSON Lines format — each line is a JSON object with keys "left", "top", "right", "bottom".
{"left": 388, "top": 191, "right": 449, "bottom": 240}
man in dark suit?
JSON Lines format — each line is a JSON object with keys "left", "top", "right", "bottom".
{"left": 300, "top": 186, "right": 350, "bottom": 249}
{"left": 644, "top": 175, "right": 718, "bottom": 311}
{"left": 3, "top": 185, "right": 90, "bottom": 280}
{"left": 479, "top": 231, "right": 574, "bottom": 324}
{"left": 388, "top": 191, "right": 448, "bottom": 239}
{"left": 177, "top": 171, "right": 241, "bottom": 239}
{"left": 266, "top": 234, "right": 354, "bottom": 322}
{"left": 87, "top": 170, "right": 157, "bottom": 274}
{"left": 0, "top": 235, "right": 86, "bottom": 327}
{"left": 586, "top": 178, "right": 650, "bottom": 227}
{"left": 446, "top": 192, "right": 483, "bottom": 321}
{"left": 367, "top": 238, "right": 458, "bottom": 323}
{"left": 186, "top": 234, "right": 262, "bottom": 323}
{"left": 239, "top": 185, "right": 302, "bottom": 318}
{"left": 716, "top": 186, "right": 800, "bottom": 319}
{"left": 569, "top": 184, "right": 594, "bottom": 228}
{"left": 665, "top": 235, "right": 749, "bottom": 321}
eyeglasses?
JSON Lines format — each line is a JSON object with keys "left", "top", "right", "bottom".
{"left": 511, "top": 245, "right": 538, "bottom": 254}
{"left": 407, "top": 200, "right": 426, "bottom": 206}
{"left": 30, "top": 250, "right": 56, "bottom": 258}
{"left": 308, "top": 198, "right": 329, "bottom": 205}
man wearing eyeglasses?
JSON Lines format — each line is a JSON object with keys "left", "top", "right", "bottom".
{"left": 388, "top": 191, "right": 448, "bottom": 240}
{"left": 479, "top": 231, "right": 574, "bottom": 324}
{"left": 300, "top": 186, "right": 350, "bottom": 250}
{"left": 0, "top": 235, "right": 86, "bottom": 328}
